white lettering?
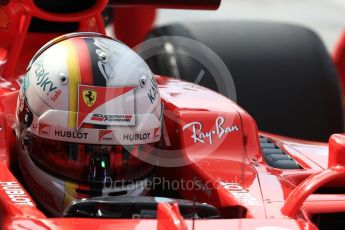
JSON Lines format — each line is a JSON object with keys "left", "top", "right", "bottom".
{"left": 0, "top": 182, "right": 34, "bottom": 206}
{"left": 220, "top": 182, "right": 261, "bottom": 206}
{"left": 183, "top": 116, "right": 239, "bottom": 144}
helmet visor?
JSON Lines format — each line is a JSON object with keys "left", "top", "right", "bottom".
{"left": 24, "top": 133, "right": 154, "bottom": 184}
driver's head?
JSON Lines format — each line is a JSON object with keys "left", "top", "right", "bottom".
{"left": 15, "top": 32, "right": 163, "bottom": 215}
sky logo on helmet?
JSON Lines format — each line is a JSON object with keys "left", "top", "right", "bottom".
{"left": 33, "top": 60, "right": 57, "bottom": 94}
{"left": 82, "top": 89, "right": 97, "bottom": 107}
{"left": 99, "top": 130, "right": 114, "bottom": 142}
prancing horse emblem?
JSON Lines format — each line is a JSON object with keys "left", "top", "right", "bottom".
{"left": 82, "top": 89, "right": 97, "bottom": 107}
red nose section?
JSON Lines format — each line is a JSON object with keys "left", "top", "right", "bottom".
{"left": 328, "top": 134, "right": 345, "bottom": 169}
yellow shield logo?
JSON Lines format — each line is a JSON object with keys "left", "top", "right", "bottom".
{"left": 82, "top": 89, "right": 97, "bottom": 107}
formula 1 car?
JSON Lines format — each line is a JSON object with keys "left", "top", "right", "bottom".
{"left": 1, "top": 0, "right": 345, "bottom": 229}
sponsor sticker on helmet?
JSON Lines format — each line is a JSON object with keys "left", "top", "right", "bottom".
{"left": 91, "top": 114, "right": 133, "bottom": 123}
{"left": 77, "top": 84, "right": 136, "bottom": 127}
{"left": 99, "top": 130, "right": 114, "bottom": 142}
{"left": 50, "top": 89, "right": 61, "bottom": 102}
{"left": 32, "top": 59, "right": 62, "bottom": 102}
{"left": 147, "top": 77, "right": 159, "bottom": 104}
{"left": 123, "top": 133, "right": 150, "bottom": 141}
{"left": 154, "top": 127, "right": 161, "bottom": 140}
{"left": 39, "top": 123, "right": 51, "bottom": 136}
{"left": 33, "top": 59, "right": 58, "bottom": 94}
{"left": 82, "top": 89, "right": 97, "bottom": 107}
{"left": 36, "top": 124, "right": 157, "bottom": 145}
{"left": 54, "top": 130, "right": 88, "bottom": 139}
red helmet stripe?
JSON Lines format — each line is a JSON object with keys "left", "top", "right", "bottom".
{"left": 62, "top": 39, "right": 81, "bottom": 128}
{"left": 83, "top": 37, "right": 108, "bottom": 129}
{"left": 70, "top": 37, "right": 93, "bottom": 85}
{"left": 70, "top": 38, "right": 94, "bottom": 129}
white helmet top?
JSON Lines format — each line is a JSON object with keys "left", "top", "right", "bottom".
{"left": 19, "top": 32, "right": 162, "bottom": 145}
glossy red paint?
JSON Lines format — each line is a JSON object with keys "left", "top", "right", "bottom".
{"left": 157, "top": 203, "right": 188, "bottom": 230}
{"left": 4, "top": 218, "right": 317, "bottom": 230}
{"left": 0, "top": 74, "right": 329, "bottom": 229}
{"left": 0, "top": 0, "right": 107, "bottom": 79}
{"left": 328, "top": 134, "right": 345, "bottom": 168}
{"left": 114, "top": 7, "right": 156, "bottom": 48}
{"left": 304, "top": 194, "right": 345, "bottom": 214}
{"left": 111, "top": 0, "right": 221, "bottom": 47}
{"left": 281, "top": 169, "right": 345, "bottom": 217}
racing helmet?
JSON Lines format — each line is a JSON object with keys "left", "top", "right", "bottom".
{"left": 15, "top": 32, "right": 163, "bottom": 215}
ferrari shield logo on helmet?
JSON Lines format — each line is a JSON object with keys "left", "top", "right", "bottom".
{"left": 77, "top": 84, "right": 136, "bottom": 128}
{"left": 82, "top": 89, "right": 97, "bottom": 107}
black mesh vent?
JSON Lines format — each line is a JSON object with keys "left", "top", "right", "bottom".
{"left": 259, "top": 136, "right": 301, "bottom": 169}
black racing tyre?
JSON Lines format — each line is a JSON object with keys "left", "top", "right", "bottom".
{"left": 143, "top": 21, "right": 344, "bottom": 141}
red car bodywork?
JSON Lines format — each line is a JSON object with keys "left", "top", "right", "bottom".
{"left": 1, "top": 76, "right": 328, "bottom": 230}
{"left": 0, "top": 0, "right": 344, "bottom": 229}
